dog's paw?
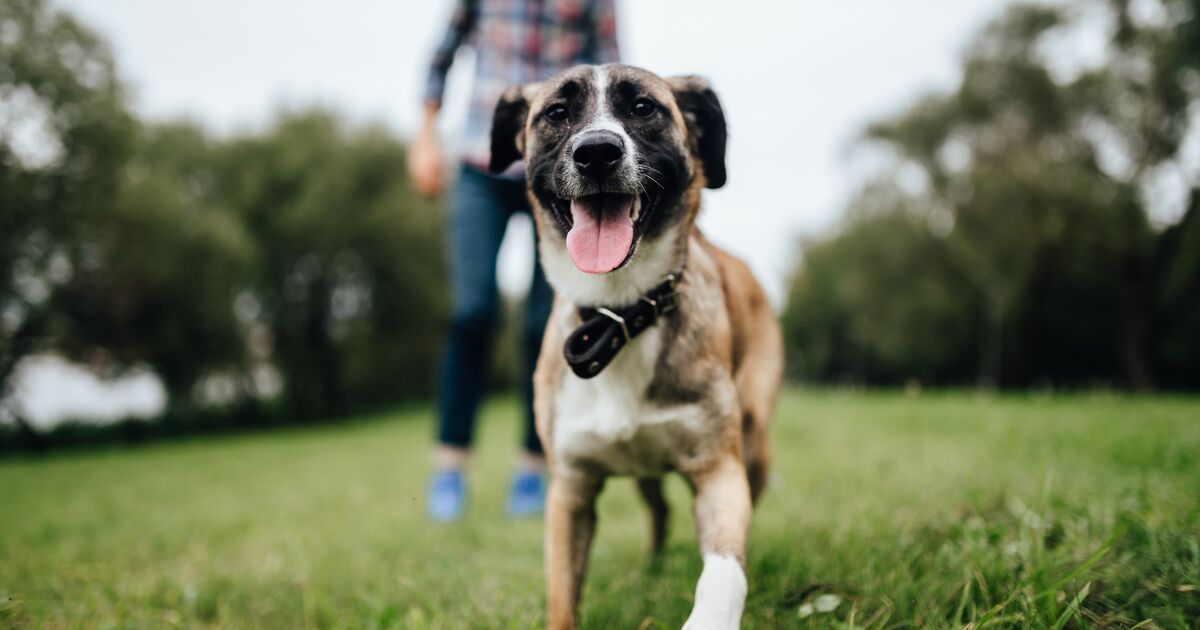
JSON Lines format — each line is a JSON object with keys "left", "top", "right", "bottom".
{"left": 682, "top": 554, "right": 746, "bottom": 629}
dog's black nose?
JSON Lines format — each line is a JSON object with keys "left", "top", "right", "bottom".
{"left": 573, "top": 132, "right": 624, "bottom": 177}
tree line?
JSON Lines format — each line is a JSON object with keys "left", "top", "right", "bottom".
{"left": 2, "top": 0, "right": 451, "bottom": 446}
{"left": 783, "top": 0, "right": 1200, "bottom": 390}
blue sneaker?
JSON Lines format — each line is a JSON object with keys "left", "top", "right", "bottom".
{"left": 427, "top": 469, "right": 466, "bottom": 522}
{"left": 507, "top": 469, "right": 546, "bottom": 517}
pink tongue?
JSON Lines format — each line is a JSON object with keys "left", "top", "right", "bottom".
{"left": 566, "top": 194, "right": 635, "bottom": 274}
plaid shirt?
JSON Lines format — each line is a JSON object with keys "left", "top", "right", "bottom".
{"left": 424, "top": 0, "right": 620, "bottom": 170}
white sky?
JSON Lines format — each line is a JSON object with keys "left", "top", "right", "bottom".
{"left": 58, "top": 0, "right": 1020, "bottom": 304}
{"left": 19, "top": 0, "right": 1027, "bottom": 425}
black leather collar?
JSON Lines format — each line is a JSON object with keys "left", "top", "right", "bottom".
{"left": 563, "top": 273, "right": 681, "bottom": 379}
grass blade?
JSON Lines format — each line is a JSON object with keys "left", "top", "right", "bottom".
{"left": 1038, "top": 536, "right": 1115, "bottom": 603}
{"left": 954, "top": 578, "right": 973, "bottom": 624}
{"left": 1051, "top": 581, "right": 1091, "bottom": 630}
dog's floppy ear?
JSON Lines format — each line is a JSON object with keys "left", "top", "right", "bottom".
{"left": 489, "top": 85, "right": 533, "bottom": 173}
{"left": 668, "top": 76, "right": 728, "bottom": 189}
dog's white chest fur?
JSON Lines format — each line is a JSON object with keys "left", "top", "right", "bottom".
{"left": 551, "top": 326, "right": 705, "bottom": 475}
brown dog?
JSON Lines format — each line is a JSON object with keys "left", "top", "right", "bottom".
{"left": 489, "top": 64, "right": 782, "bottom": 630}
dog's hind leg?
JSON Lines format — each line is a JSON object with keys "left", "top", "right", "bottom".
{"left": 741, "top": 412, "right": 769, "bottom": 505}
{"left": 636, "top": 477, "right": 669, "bottom": 554}
{"left": 734, "top": 304, "right": 783, "bottom": 505}
{"left": 713, "top": 238, "right": 784, "bottom": 506}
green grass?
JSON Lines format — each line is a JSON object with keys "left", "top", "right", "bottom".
{"left": 2, "top": 390, "right": 1199, "bottom": 629}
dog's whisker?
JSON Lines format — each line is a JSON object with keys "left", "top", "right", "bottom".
{"left": 640, "top": 171, "right": 665, "bottom": 191}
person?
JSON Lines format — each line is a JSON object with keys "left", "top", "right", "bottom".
{"left": 410, "top": 0, "right": 621, "bottom": 522}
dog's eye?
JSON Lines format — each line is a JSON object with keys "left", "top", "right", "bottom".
{"left": 544, "top": 104, "right": 569, "bottom": 122}
{"left": 630, "top": 99, "right": 656, "bottom": 118}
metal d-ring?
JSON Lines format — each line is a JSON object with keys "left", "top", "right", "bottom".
{"left": 640, "top": 296, "right": 658, "bottom": 318}
{"left": 595, "top": 307, "right": 630, "bottom": 343}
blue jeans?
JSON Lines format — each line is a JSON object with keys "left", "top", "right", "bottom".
{"left": 437, "top": 164, "right": 553, "bottom": 454}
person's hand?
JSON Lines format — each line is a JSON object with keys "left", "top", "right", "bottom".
{"left": 409, "top": 109, "right": 445, "bottom": 199}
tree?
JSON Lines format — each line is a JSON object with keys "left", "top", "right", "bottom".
{"left": 216, "top": 112, "right": 448, "bottom": 420}
{"left": 3, "top": 1, "right": 450, "bottom": 433}
{"left": 782, "top": 183, "right": 977, "bottom": 385}
{"left": 53, "top": 123, "right": 254, "bottom": 409}
{"left": 784, "top": 0, "right": 1200, "bottom": 389}
{"left": 0, "top": 0, "right": 136, "bottom": 430}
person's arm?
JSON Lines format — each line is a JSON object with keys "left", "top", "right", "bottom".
{"left": 423, "top": 0, "right": 478, "bottom": 110}
{"left": 410, "top": 0, "right": 479, "bottom": 198}
{"left": 590, "top": 0, "right": 620, "bottom": 64}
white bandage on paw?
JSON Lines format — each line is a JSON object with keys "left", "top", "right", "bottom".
{"left": 683, "top": 553, "right": 747, "bottom": 630}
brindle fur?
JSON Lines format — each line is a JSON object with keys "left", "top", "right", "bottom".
{"left": 491, "top": 64, "right": 782, "bottom": 630}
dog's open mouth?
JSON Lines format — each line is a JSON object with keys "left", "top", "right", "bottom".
{"left": 556, "top": 192, "right": 651, "bottom": 275}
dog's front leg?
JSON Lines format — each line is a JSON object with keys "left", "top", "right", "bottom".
{"left": 683, "top": 455, "right": 751, "bottom": 630}
{"left": 545, "top": 472, "right": 603, "bottom": 630}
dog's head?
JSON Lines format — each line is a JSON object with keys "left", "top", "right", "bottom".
{"left": 489, "top": 64, "right": 726, "bottom": 305}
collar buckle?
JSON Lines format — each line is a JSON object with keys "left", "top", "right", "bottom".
{"left": 594, "top": 307, "right": 630, "bottom": 342}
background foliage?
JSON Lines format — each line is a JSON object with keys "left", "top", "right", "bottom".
{"left": 1, "top": 0, "right": 448, "bottom": 445}
{"left": 783, "top": 0, "right": 1200, "bottom": 390}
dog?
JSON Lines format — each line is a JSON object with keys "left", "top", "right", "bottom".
{"left": 489, "top": 63, "right": 782, "bottom": 630}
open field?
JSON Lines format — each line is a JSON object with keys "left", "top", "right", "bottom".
{"left": 2, "top": 390, "right": 1199, "bottom": 628}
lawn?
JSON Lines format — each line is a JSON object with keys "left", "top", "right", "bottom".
{"left": 2, "top": 390, "right": 1198, "bottom": 629}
